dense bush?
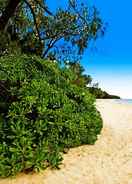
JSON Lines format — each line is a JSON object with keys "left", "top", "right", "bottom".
{"left": 0, "top": 54, "right": 103, "bottom": 177}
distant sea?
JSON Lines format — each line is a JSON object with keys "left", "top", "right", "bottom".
{"left": 115, "top": 99, "right": 132, "bottom": 104}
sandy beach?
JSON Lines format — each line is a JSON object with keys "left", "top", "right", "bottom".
{"left": 0, "top": 99, "right": 132, "bottom": 184}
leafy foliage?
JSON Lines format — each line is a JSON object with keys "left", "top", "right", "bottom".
{"left": 0, "top": 54, "right": 103, "bottom": 177}
{"left": 65, "top": 61, "right": 92, "bottom": 87}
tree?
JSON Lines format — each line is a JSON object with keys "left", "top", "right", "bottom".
{"left": 0, "top": 0, "right": 105, "bottom": 61}
{"left": 65, "top": 61, "right": 92, "bottom": 87}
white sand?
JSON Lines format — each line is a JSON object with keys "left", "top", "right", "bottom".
{"left": 0, "top": 99, "right": 132, "bottom": 184}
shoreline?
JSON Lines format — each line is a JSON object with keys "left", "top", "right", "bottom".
{"left": 96, "top": 99, "right": 132, "bottom": 107}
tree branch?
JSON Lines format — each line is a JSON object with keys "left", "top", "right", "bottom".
{"left": 23, "top": 0, "right": 41, "bottom": 42}
{"left": 69, "top": 0, "right": 89, "bottom": 26}
{"left": 34, "top": 0, "right": 53, "bottom": 16}
{"left": 43, "top": 37, "right": 62, "bottom": 58}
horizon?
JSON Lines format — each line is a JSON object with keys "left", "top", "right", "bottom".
{"left": 48, "top": 0, "right": 132, "bottom": 99}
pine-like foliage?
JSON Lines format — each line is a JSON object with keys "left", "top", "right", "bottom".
{"left": 0, "top": 54, "right": 102, "bottom": 177}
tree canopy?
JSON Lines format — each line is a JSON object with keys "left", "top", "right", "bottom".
{"left": 0, "top": 0, "right": 105, "bottom": 61}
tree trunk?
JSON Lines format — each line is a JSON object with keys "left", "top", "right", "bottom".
{"left": 0, "top": 0, "right": 20, "bottom": 31}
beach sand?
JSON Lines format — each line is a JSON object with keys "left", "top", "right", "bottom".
{"left": 0, "top": 99, "right": 132, "bottom": 184}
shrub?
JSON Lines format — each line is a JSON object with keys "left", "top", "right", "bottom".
{"left": 0, "top": 54, "right": 103, "bottom": 177}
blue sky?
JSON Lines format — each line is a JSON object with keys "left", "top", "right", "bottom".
{"left": 48, "top": 0, "right": 132, "bottom": 98}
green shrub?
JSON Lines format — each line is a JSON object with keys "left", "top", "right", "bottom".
{"left": 0, "top": 54, "right": 103, "bottom": 177}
